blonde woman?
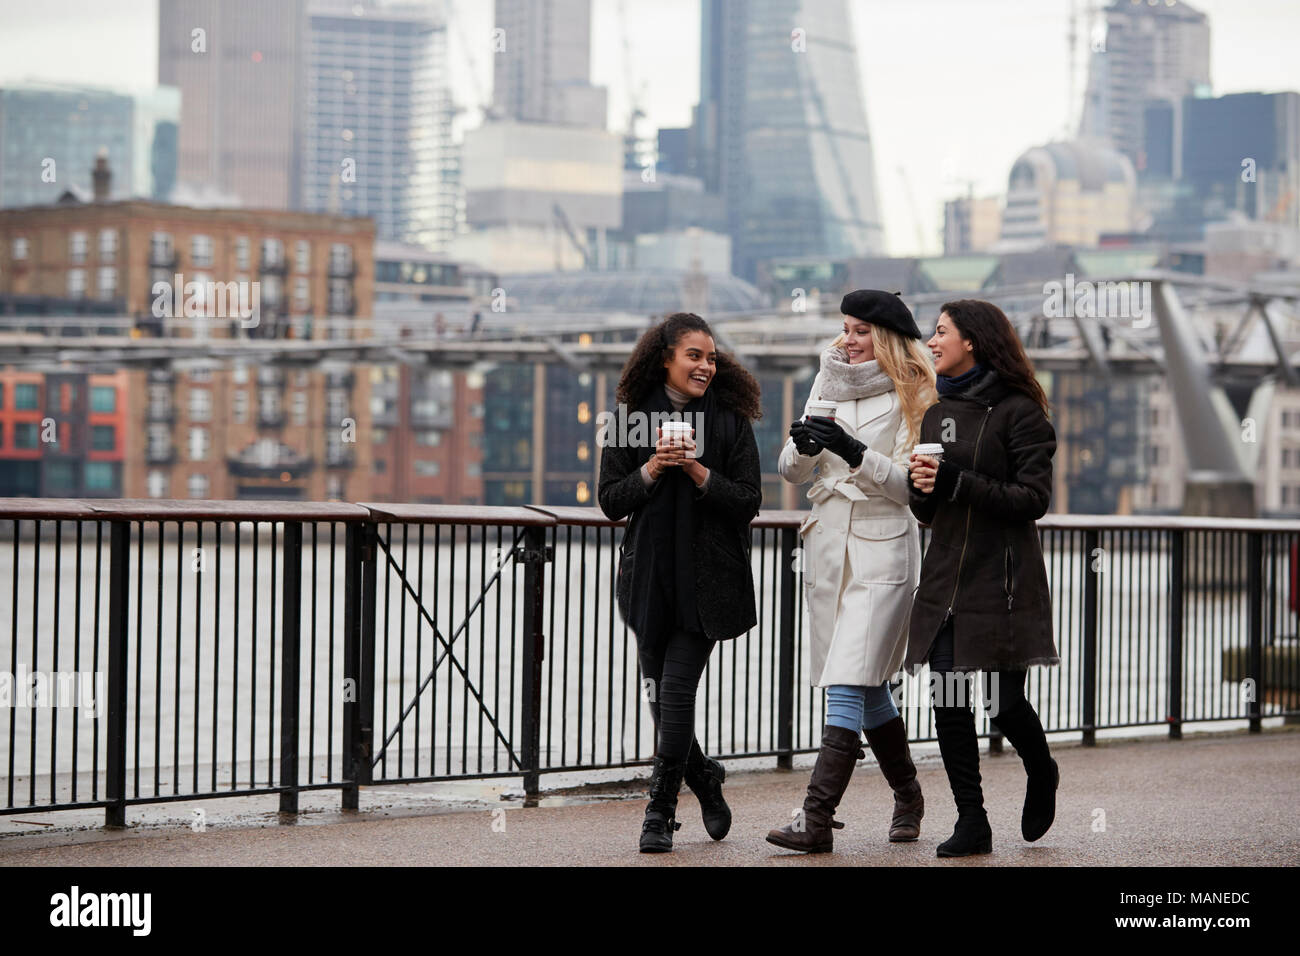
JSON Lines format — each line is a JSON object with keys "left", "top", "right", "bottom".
{"left": 766, "top": 290, "right": 937, "bottom": 854}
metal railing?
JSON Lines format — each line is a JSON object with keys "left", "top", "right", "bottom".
{"left": 1, "top": 500, "right": 1296, "bottom": 825}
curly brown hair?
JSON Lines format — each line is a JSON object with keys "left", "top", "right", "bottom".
{"left": 615, "top": 313, "right": 763, "bottom": 421}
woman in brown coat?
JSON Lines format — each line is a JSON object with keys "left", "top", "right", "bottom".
{"left": 907, "top": 299, "right": 1060, "bottom": 857}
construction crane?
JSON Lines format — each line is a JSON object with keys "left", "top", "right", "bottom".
{"left": 446, "top": 0, "right": 494, "bottom": 125}
{"left": 618, "top": 0, "right": 650, "bottom": 171}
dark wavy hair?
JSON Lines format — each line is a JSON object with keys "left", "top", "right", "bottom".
{"left": 615, "top": 312, "right": 763, "bottom": 421}
{"left": 939, "top": 299, "right": 1050, "bottom": 415}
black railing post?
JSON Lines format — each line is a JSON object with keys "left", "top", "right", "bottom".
{"left": 342, "top": 521, "right": 376, "bottom": 809}
{"left": 1247, "top": 532, "right": 1264, "bottom": 733}
{"left": 518, "top": 525, "right": 550, "bottom": 798}
{"left": 1082, "top": 529, "right": 1100, "bottom": 747}
{"left": 777, "top": 527, "right": 797, "bottom": 770}
{"left": 279, "top": 521, "right": 303, "bottom": 813}
{"left": 105, "top": 520, "right": 130, "bottom": 828}
{"left": 1167, "top": 529, "right": 1184, "bottom": 740}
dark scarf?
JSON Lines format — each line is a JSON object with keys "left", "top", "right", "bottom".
{"left": 630, "top": 382, "right": 735, "bottom": 637}
{"left": 936, "top": 362, "right": 987, "bottom": 396}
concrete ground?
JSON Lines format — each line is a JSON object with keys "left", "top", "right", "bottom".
{"left": 1, "top": 727, "right": 1297, "bottom": 866}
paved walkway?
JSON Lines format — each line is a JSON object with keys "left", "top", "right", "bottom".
{"left": 2, "top": 729, "right": 1297, "bottom": 866}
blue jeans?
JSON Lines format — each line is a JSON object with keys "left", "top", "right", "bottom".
{"left": 826, "top": 682, "right": 899, "bottom": 733}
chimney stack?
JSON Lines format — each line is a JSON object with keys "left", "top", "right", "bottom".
{"left": 92, "top": 149, "right": 111, "bottom": 202}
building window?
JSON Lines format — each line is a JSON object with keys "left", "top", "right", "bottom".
{"left": 97, "top": 267, "right": 117, "bottom": 301}
{"left": 326, "top": 389, "right": 348, "bottom": 424}
{"left": 233, "top": 389, "right": 249, "bottom": 423}
{"left": 417, "top": 430, "right": 442, "bottom": 446}
{"left": 46, "top": 461, "right": 76, "bottom": 492}
{"left": 233, "top": 363, "right": 249, "bottom": 385}
{"left": 292, "top": 391, "right": 308, "bottom": 425}
{"left": 414, "top": 460, "right": 440, "bottom": 477}
{"left": 470, "top": 403, "right": 485, "bottom": 418}
{"left": 294, "top": 277, "right": 310, "bottom": 311}
{"left": 234, "top": 236, "right": 250, "bottom": 271}
{"left": 326, "top": 476, "right": 343, "bottom": 500}
{"left": 147, "top": 470, "right": 168, "bottom": 498}
{"left": 12, "top": 237, "right": 29, "bottom": 260}
{"left": 188, "top": 427, "right": 209, "bottom": 461}
{"left": 15, "top": 383, "right": 39, "bottom": 409}
{"left": 188, "top": 473, "right": 209, "bottom": 499}
{"left": 329, "top": 243, "right": 353, "bottom": 274}
{"left": 67, "top": 268, "right": 87, "bottom": 299}
{"left": 69, "top": 231, "right": 89, "bottom": 264}
{"left": 189, "top": 367, "right": 213, "bottom": 384}
{"left": 99, "top": 229, "right": 117, "bottom": 263}
{"left": 191, "top": 234, "right": 214, "bottom": 268}
{"left": 91, "top": 425, "right": 116, "bottom": 451}
{"left": 90, "top": 386, "right": 116, "bottom": 413}
{"left": 85, "top": 462, "right": 115, "bottom": 491}
{"left": 295, "top": 240, "right": 311, "bottom": 273}
{"left": 14, "top": 423, "right": 39, "bottom": 448}
{"left": 328, "top": 279, "right": 351, "bottom": 313}
{"left": 262, "top": 237, "right": 284, "bottom": 270}
{"left": 188, "top": 388, "right": 211, "bottom": 422}
{"left": 147, "top": 424, "right": 170, "bottom": 458}
{"left": 150, "top": 231, "right": 173, "bottom": 264}
{"left": 467, "top": 462, "right": 482, "bottom": 478}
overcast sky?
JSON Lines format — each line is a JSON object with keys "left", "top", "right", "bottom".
{"left": 2, "top": 0, "right": 1298, "bottom": 256}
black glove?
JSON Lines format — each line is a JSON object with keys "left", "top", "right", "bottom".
{"left": 789, "top": 420, "right": 823, "bottom": 457}
{"left": 803, "top": 416, "right": 865, "bottom": 469}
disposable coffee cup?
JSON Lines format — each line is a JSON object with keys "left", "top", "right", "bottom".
{"left": 660, "top": 420, "right": 696, "bottom": 458}
{"left": 912, "top": 442, "right": 945, "bottom": 462}
{"left": 806, "top": 400, "right": 838, "bottom": 421}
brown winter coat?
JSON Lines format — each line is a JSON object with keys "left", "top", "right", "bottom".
{"left": 904, "top": 368, "right": 1060, "bottom": 674}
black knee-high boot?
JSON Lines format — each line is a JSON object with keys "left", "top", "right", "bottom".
{"left": 933, "top": 705, "right": 992, "bottom": 857}
{"left": 989, "top": 697, "right": 1059, "bottom": 842}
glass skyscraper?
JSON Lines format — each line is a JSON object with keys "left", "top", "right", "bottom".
{"left": 0, "top": 83, "right": 179, "bottom": 208}
{"left": 300, "top": 0, "right": 457, "bottom": 249}
{"left": 695, "top": 0, "right": 885, "bottom": 280}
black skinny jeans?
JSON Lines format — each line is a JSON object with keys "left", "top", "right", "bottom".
{"left": 928, "top": 619, "right": 1027, "bottom": 719}
{"left": 637, "top": 628, "right": 715, "bottom": 766}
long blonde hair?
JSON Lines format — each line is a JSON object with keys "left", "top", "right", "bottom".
{"left": 831, "top": 325, "right": 937, "bottom": 448}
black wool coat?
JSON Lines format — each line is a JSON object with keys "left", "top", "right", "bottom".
{"left": 597, "top": 385, "right": 762, "bottom": 642}
{"left": 904, "top": 369, "right": 1060, "bottom": 674}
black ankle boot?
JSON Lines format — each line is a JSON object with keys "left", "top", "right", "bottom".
{"left": 933, "top": 705, "right": 992, "bottom": 858}
{"left": 990, "top": 698, "right": 1059, "bottom": 842}
{"left": 640, "top": 755, "right": 685, "bottom": 853}
{"left": 766, "top": 725, "right": 863, "bottom": 854}
{"left": 684, "top": 740, "right": 731, "bottom": 841}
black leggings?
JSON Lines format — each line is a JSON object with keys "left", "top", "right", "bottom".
{"left": 928, "top": 619, "right": 1027, "bottom": 718}
{"left": 637, "top": 628, "right": 715, "bottom": 765}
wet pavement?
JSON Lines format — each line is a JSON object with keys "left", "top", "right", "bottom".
{"left": 1, "top": 727, "right": 1297, "bottom": 866}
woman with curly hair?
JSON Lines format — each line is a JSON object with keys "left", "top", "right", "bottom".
{"left": 765, "top": 290, "right": 937, "bottom": 854}
{"left": 907, "top": 299, "right": 1060, "bottom": 857}
{"left": 597, "top": 312, "right": 763, "bottom": 853}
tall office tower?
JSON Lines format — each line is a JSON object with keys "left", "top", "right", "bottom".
{"left": 300, "top": 0, "right": 457, "bottom": 248}
{"left": 0, "top": 83, "right": 180, "bottom": 207}
{"left": 693, "top": 0, "right": 884, "bottom": 280}
{"left": 158, "top": 0, "right": 305, "bottom": 208}
{"left": 1078, "top": 0, "right": 1210, "bottom": 171}
{"left": 492, "top": 0, "right": 607, "bottom": 128}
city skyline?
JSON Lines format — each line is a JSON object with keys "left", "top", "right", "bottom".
{"left": 2, "top": 0, "right": 1297, "bottom": 257}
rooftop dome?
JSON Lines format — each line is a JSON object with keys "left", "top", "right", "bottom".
{"left": 1008, "top": 140, "right": 1136, "bottom": 193}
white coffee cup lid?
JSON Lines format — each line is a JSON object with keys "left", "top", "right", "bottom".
{"left": 913, "top": 442, "right": 945, "bottom": 454}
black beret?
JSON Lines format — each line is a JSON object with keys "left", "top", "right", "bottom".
{"left": 840, "top": 289, "right": 922, "bottom": 340}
